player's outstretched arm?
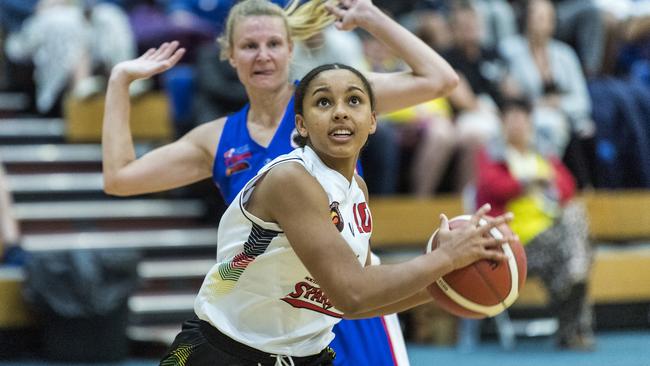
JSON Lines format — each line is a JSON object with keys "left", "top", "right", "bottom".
{"left": 249, "top": 163, "right": 511, "bottom": 317}
{"left": 102, "top": 41, "right": 216, "bottom": 196}
{"left": 326, "top": 0, "right": 459, "bottom": 114}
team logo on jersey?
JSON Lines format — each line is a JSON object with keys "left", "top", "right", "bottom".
{"left": 353, "top": 202, "right": 372, "bottom": 234}
{"left": 281, "top": 277, "right": 343, "bottom": 318}
{"left": 330, "top": 202, "right": 344, "bottom": 232}
{"left": 224, "top": 145, "right": 252, "bottom": 177}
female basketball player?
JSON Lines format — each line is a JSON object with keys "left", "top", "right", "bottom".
{"left": 102, "top": 1, "right": 458, "bottom": 364}
{"left": 158, "top": 63, "right": 512, "bottom": 365}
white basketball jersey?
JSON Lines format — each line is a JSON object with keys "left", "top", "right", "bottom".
{"left": 195, "top": 146, "right": 371, "bottom": 356}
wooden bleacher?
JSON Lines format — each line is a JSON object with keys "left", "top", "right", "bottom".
{"left": 1, "top": 189, "right": 649, "bottom": 338}
{"left": 369, "top": 191, "right": 650, "bottom": 246}
{"left": 369, "top": 192, "right": 650, "bottom": 308}
{"left": 64, "top": 92, "right": 172, "bottom": 142}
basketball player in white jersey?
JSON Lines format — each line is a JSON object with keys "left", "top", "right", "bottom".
{"left": 160, "top": 63, "right": 513, "bottom": 365}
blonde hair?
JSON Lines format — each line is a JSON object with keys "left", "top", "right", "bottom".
{"left": 218, "top": 0, "right": 336, "bottom": 60}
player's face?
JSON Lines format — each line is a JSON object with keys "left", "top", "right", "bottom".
{"left": 229, "top": 15, "right": 293, "bottom": 91}
{"left": 296, "top": 69, "right": 376, "bottom": 163}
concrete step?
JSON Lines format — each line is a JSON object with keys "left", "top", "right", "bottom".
{"left": 0, "top": 93, "right": 30, "bottom": 113}
{"left": 0, "top": 143, "right": 151, "bottom": 164}
{"left": 0, "top": 118, "right": 64, "bottom": 141}
{"left": 22, "top": 227, "right": 217, "bottom": 252}
{"left": 138, "top": 258, "right": 214, "bottom": 280}
{"left": 129, "top": 293, "right": 196, "bottom": 315}
{"left": 126, "top": 324, "right": 181, "bottom": 345}
{"left": 8, "top": 172, "right": 104, "bottom": 194}
{"left": 14, "top": 199, "right": 205, "bottom": 222}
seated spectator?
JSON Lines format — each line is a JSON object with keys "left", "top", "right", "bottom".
{"left": 361, "top": 30, "right": 460, "bottom": 196}
{"left": 4, "top": 0, "right": 137, "bottom": 116}
{"left": 472, "top": 0, "right": 517, "bottom": 49}
{"left": 401, "top": 3, "right": 506, "bottom": 196}
{"left": 500, "top": 0, "right": 596, "bottom": 188}
{"left": 551, "top": 0, "right": 606, "bottom": 78}
{"left": 290, "top": 25, "right": 367, "bottom": 81}
{"left": 192, "top": 43, "right": 248, "bottom": 128}
{"left": 382, "top": 98, "right": 456, "bottom": 196}
{"left": 446, "top": 1, "right": 513, "bottom": 111}
{"left": 475, "top": 97, "right": 595, "bottom": 351}
{"left": 597, "top": 0, "right": 650, "bottom": 80}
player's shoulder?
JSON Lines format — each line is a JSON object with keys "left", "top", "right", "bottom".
{"left": 353, "top": 173, "right": 369, "bottom": 201}
{"left": 184, "top": 116, "right": 228, "bottom": 152}
{"left": 262, "top": 160, "right": 324, "bottom": 196}
{"left": 263, "top": 160, "right": 311, "bottom": 188}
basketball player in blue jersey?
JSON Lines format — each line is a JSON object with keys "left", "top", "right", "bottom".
{"left": 102, "top": 0, "right": 460, "bottom": 364}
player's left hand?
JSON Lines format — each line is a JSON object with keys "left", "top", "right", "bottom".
{"left": 325, "top": 0, "right": 375, "bottom": 31}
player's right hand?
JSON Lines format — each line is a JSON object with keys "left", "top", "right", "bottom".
{"left": 112, "top": 41, "right": 185, "bottom": 84}
{"left": 435, "top": 204, "right": 513, "bottom": 271}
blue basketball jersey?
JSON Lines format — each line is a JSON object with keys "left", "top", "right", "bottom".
{"left": 211, "top": 93, "right": 406, "bottom": 366}
{"left": 213, "top": 97, "right": 297, "bottom": 204}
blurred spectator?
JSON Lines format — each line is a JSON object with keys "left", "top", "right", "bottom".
{"left": 500, "top": 0, "right": 596, "bottom": 188}
{"left": 587, "top": 77, "right": 650, "bottom": 188}
{"left": 472, "top": 0, "right": 517, "bottom": 48}
{"left": 4, "top": 0, "right": 137, "bottom": 115}
{"left": 363, "top": 28, "right": 462, "bottom": 196}
{"left": 0, "top": 158, "right": 21, "bottom": 265}
{"left": 407, "top": 9, "right": 454, "bottom": 53}
{"left": 443, "top": 2, "right": 514, "bottom": 194}
{"left": 596, "top": 0, "right": 650, "bottom": 80}
{"left": 0, "top": 0, "right": 38, "bottom": 33}
{"left": 0, "top": 0, "right": 38, "bottom": 94}
{"left": 191, "top": 43, "right": 247, "bottom": 128}
{"left": 446, "top": 2, "right": 513, "bottom": 109}
{"left": 400, "top": 5, "right": 503, "bottom": 196}
{"left": 166, "top": 0, "right": 238, "bottom": 35}
{"left": 382, "top": 98, "right": 457, "bottom": 196}
{"left": 475, "top": 97, "right": 595, "bottom": 351}
{"left": 551, "top": 0, "right": 606, "bottom": 77}
{"left": 290, "top": 25, "right": 367, "bottom": 81}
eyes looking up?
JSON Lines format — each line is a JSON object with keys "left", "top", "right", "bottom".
{"left": 314, "top": 92, "right": 366, "bottom": 110}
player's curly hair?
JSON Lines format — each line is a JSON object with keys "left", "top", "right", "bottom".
{"left": 217, "top": 0, "right": 336, "bottom": 60}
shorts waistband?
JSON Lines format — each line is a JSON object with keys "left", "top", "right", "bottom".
{"left": 197, "top": 319, "right": 333, "bottom": 365}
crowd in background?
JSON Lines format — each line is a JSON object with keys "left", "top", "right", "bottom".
{"left": 2, "top": 0, "right": 650, "bottom": 197}
{"left": 1, "top": 0, "right": 650, "bottom": 355}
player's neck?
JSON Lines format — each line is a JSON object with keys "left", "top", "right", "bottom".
{"left": 247, "top": 82, "right": 294, "bottom": 128}
{"left": 310, "top": 147, "right": 358, "bottom": 183}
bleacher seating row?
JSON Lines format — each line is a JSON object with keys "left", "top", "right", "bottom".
{"left": 2, "top": 193, "right": 648, "bottom": 328}
{"left": 370, "top": 193, "right": 650, "bottom": 307}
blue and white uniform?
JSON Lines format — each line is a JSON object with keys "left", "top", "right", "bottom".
{"left": 212, "top": 97, "right": 409, "bottom": 365}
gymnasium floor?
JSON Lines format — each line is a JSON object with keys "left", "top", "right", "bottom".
{"left": 0, "top": 330, "right": 648, "bottom": 366}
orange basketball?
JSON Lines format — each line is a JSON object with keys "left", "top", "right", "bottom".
{"left": 426, "top": 215, "right": 527, "bottom": 319}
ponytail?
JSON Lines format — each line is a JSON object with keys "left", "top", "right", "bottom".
{"left": 284, "top": 0, "right": 336, "bottom": 42}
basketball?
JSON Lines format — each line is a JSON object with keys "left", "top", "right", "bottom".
{"left": 425, "top": 215, "right": 527, "bottom": 319}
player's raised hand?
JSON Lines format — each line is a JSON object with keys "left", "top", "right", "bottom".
{"left": 112, "top": 41, "right": 185, "bottom": 84}
{"left": 325, "top": 0, "right": 375, "bottom": 31}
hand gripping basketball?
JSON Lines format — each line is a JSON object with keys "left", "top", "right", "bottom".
{"left": 426, "top": 215, "right": 527, "bottom": 318}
